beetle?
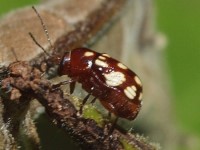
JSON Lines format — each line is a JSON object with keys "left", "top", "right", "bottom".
{"left": 58, "top": 48, "right": 143, "bottom": 120}
{"left": 30, "top": 6, "right": 143, "bottom": 121}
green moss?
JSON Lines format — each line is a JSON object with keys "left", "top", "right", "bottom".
{"left": 82, "top": 104, "right": 104, "bottom": 126}
{"left": 120, "top": 138, "right": 136, "bottom": 150}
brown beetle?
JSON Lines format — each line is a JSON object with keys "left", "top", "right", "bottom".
{"left": 30, "top": 6, "right": 143, "bottom": 121}
{"left": 58, "top": 48, "right": 142, "bottom": 120}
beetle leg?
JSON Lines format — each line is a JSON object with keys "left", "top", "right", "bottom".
{"left": 70, "top": 81, "right": 76, "bottom": 94}
{"left": 80, "top": 93, "right": 91, "bottom": 114}
{"left": 108, "top": 117, "right": 119, "bottom": 135}
{"left": 103, "top": 116, "right": 119, "bottom": 140}
{"left": 107, "top": 112, "right": 111, "bottom": 120}
{"left": 52, "top": 79, "right": 74, "bottom": 90}
{"left": 90, "top": 97, "right": 97, "bottom": 104}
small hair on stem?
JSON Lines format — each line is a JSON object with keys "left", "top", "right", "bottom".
{"left": 11, "top": 48, "right": 19, "bottom": 61}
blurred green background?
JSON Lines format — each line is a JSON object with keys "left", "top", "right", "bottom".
{"left": 0, "top": 0, "right": 200, "bottom": 149}
{"left": 0, "top": 0, "right": 39, "bottom": 14}
{"left": 156, "top": 0, "right": 200, "bottom": 136}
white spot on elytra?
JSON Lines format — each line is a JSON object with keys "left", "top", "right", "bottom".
{"left": 124, "top": 85, "right": 137, "bottom": 100}
{"left": 135, "top": 76, "right": 142, "bottom": 86}
{"left": 95, "top": 59, "right": 108, "bottom": 67}
{"left": 102, "top": 53, "right": 110, "bottom": 57}
{"left": 104, "top": 71, "right": 126, "bottom": 86}
{"left": 84, "top": 51, "right": 94, "bottom": 57}
{"left": 98, "top": 56, "right": 106, "bottom": 60}
{"left": 117, "top": 63, "right": 127, "bottom": 69}
{"left": 139, "top": 93, "right": 143, "bottom": 101}
{"left": 131, "top": 85, "right": 137, "bottom": 91}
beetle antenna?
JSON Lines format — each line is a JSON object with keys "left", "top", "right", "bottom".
{"left": 29, "top": 32, "right": 51, "bottom": 57}
{"left": 32, "top": 6, "right": 53, "bottom": 49}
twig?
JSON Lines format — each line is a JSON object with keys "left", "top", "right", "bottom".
{"left": 0, "top": 61, "right": 156, "bottom": 149}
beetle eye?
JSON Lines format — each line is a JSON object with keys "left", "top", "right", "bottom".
{"left": 63, "top": 51, "right": 71, "bottom": 64}
{"left": 58, "top": 51, "right": 71, "bottom": 75}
